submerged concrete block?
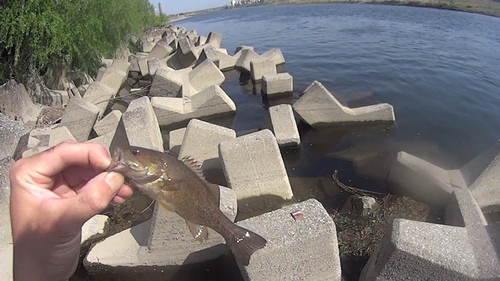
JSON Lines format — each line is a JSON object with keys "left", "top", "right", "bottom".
{"left": 48, "top": 126, "right": 76, "bottom": 147}
{"left": 93, "top": 110, "right": 122, "bottom": 136}
{"left": 206, "top": 31, "right": 223, "bottom": 49}
{"left": 188, "top": 60, "right": 225, "bottom": 92}
{"left": 237, "top": 199, "right": 341, "bottom": 280}
{"left": 60, "top": 97, "right": 100, "bottom": 142}
{"left": 179, "top": 119, "right": 236, "bottom": 185}
{"left": 262, "top": 73, "right": 293, "bottom": 97}
{"left": 250, "top": 60, "right": 276, "bottom": 82}
{"left": 82, "top": 81, "right": 115, "bottom": 118}
{"left": 122, "top": 96, "right": 163, "bottom": 152}
{"left": 235, "top": 49, "right": 264, "bottom": 73}
{"left": 268, "top": 104, "right": 300, "bottom": 148}
{"left": 219, "top": 129, "right": 293, "bottom": 211}
{"left": 84, "top": 186, "right": 237, "bottom": 276}
{"left": 261, "top": 48, "right": 286, "bottom": 66}
{"left": 293, "top": 81, "right": 395, "bottom": 127}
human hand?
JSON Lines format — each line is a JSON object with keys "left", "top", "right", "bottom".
{"left": 10, "top": 141, "right": 133, "bottom": 281}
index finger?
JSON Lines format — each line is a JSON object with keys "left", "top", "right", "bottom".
{"left": 28, "top": 141, "right": 112, "bottom": 177}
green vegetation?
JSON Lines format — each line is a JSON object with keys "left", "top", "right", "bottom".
{"left": 0, "top": 0, "right": 168, "bottom": 86}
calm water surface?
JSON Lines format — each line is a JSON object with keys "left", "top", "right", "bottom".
{"left": 177, "top": 4, "right": 500, "bottom": 197}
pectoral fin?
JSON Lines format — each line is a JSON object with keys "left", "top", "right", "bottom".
{"left": 186, "top": 220, "right": 208, "bottom": 242}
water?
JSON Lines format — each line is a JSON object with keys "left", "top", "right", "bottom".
{"left": 176, "top": 4, "right": 500, "bottom": 197}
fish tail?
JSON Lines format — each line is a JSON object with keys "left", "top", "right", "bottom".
{"left": 226, "top": 225, "right": 267, "bottom": 266}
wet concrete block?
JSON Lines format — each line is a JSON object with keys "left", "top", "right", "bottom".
{"left": 235, "top": 49, "right": 265, "bottom": 73}
{"left": 262, "top": 73, "right": 293, "bottom": 96}
{"left": 81, "top": 215, "right": 109, "bottom": 244}
{"left": 60, "top": 97, "right": 100, "bottom": 142}
{"left": 261, "top": 48, "right": 286, "bottom": 66}
{"left": 82, "top": 81, "right": 115, "bottom": 118}
{"left": 217, "top": 51, "right": 237, "bottom": 71}
{"left": 179, "top": 119, "right": 236, "bottom": 185}
{"left": 206, "top": 31, "right": 223, "bottom": 49}
{"left": 84, "top": 186, "right": 237, "bottom": 275}
{"left": 122, "top": 96, "right": 163, "bottom": 152}
{"left": 236, "top": 199, "right": 341, "bottom": 280}
{"left": 194, "top": 45, "right": 220, "bottom": 68}
{"left": 219, "top": 129, "right": 293, "bottom": 211}
{"left": 0, "top": 80, "right": 41, "bottom": 127}
{"left": 388, "top": 151, "right": 462, "bottom": 207}
{"left": 359, "top": 219, "right": 478, "bottom": 281}
{"left": 48, "top": 126, "right": 76, "bottom": 147}
{"left": 188, "top": 60, "right": 225, "bottom": 92}
{"left": 250, "top": 60, "right": 276, "bottom": 83}
{"left": 268, "top": 104, "right": 300, "bottom": 148}
{"left": 93, "top": 110, "right": 122, "bottom": 136}
{"left": 148, "top": 40, "right": 173, "bottom": 59}
{"left": 293, "top": 81, "right": 395, "bottom": 127}
{"left": 149, "top": 68, "right": 186, "bottom": 98}
{"left": 168, "top": 127, "right": 186, "bottom": 156}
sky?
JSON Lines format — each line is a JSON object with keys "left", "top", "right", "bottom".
{"left": 150, "top": 0, "right": 229, "bottom": 15}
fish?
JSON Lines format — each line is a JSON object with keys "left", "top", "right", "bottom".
{"left": 107, "top": 145, "right": 267, "bottom": 266}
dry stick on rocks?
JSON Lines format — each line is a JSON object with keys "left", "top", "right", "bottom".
{"left": 331, "top": 170, "right": 384, "bottom": 198}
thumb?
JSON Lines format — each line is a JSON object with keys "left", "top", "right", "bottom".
{"left": 70, "top": 172, "right": 125, "bottom": 222}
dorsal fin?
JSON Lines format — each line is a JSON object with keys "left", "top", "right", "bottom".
{"left": 180, "top": 156, "right": 220, "bottom": 205}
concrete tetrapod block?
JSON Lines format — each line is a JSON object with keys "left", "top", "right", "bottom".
{"left": 46, "top": 90, "right": 69, "bottom": 107}
{"left": 175, "top": 36, "right": 198, "bottom": 68}
{"left": 122, "top": 96, "right": 163, "bottom": 152}
{"left": 188, "top": 60, "right": 225, "bottom": 93}
{"left": 86, "top": 132, "right": 114, "bottom": 153}
{"left": 168, "top": 127, "right": 186, "bottom": 156}
{"left": 206, "top": 31, "right": 223, "bottom": 49}
{"left": 360, "top": 219, "right": 479, "bottom": 281}
{"left": 261, "top": 48, "right": 286, "bottom": 66}
{"left": 468, "top": 145, "right": 500, "bottom": 213}
{"left": 262, "top": 73, "right": 293, "bottom": 97}
{"left": 97, "top": 65, "right": 127, "bottom": 94}
{"left": 0, "top": 80, "right": 41, "bottom": 127}
{"left": 84, "top": 186, "right": 237, "bottom": 277}
{"left": 147, "top": 40, "right": 173, "bottom": 59}
{"left": 81, "top": 215, "right": 109, "bottom": 245}
{"left": 236, "top": 199, "right": 341, "bottom": 281}
{"left": 60, "top": 97, "right": 100, "bottom": 142}
{"left": 196, "top": 35, "right": 207, "bottom": 46}
{"left": 149, "top": 68, "right": 187, "bottom": 98}
{"left": 250, "top": 60, "right": 276, "bottom": 83}
{"left": 219, "top": 129, "right": 293, "bottom": 212}
{"left": 29, "top": 127, "right": 51, "bottom": 147}
{"left": 194, "top": 45, "right": 220, "bottom": 68}
{"left": 48, "top": 126, "right": 76, "bottom": 147}
{"left": 82, "top": 81, "right": 115, "bottom": 118}
{"left": 111, "top": 59, "right": 130, "bottom": 73}
{"left": 388, "top": 151, "right": 464, "bottom": 207}
{"left": 293, "top": 81, "right": 395, "bottom": 127}
{"left": 0, "top": 113, "right": 30, "bottom": 160}
{"left": 234, "top": 45, "right": 254, "bottom": 56}
{"left": 268, "top": 104, "right": 300, "bottom": 148}
{"left": 147, "top": 57, "right": 161, "bottom": 76}
{"left": 93, "top": 110, "right": 122, "bottom": 136}
{"left": 235, "top": 49, "right": 265, "bottom": 73}
{"left": 217, "top": 51, "right": 237, "bottom": 71}
{"left": 152, "top": 85, "right": 236, "bottom": 127}
{"left": 179, "top": 119, "right": 236, "bottom": 185}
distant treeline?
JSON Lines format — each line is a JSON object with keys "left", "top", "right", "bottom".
{"left": 0, "top": 0, "right": 168, "bottom": 86}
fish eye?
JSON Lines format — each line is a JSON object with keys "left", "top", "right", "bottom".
{"left": 131, "top": 149, "right": 140, "bottom": 156}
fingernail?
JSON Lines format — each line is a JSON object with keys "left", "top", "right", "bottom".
{"left": 105, "top": 172, "right": 124, "bottom": 193}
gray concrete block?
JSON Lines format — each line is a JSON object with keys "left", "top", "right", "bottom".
{"left": 138, "top": 57, "right": 150, "bottom": 77}
{"left": 262, "top": 73, "right": 293, "bottom": 96}
{"left": 122, "top": 96, "right": 163, "bottom": 152}
{"left": 293, "top": 81, "right": 395, "bottom": 127}
{"left": 0, "top": 113, "right": 30, "bottom": 159}
{"left": 60, "top": 97, "right": 100, "bottom": 142}
{"left": 128, "top": 53, "right": 148, "bottom": 72}
{"left": 111, "top": 59, "right": 130, "bottom": 73}
{"left": 46, "top": 90, "right": 69, "bottom": 107}
{"left": 196, "top": 35, "right": 207, "bottom": 46}
{"left": 149, "top": 68, "right": 187, "bottom": 98}
{"left": 445, "top": 188, "right": 487, "bottom": 227}
{"left": 188, "top": 60, "right": 225, "bottom": 92}
{"left": 234, "top": 45, "right": 254, "bottom": 55}
{"left": 48, "top": 126, "right": 76, "bottom": 147}
{"left": 93, "top": 110, "right": 122, "bottom": 136}
{"left": 261, "top": 48, "right": 286, "bottom": 66}
{"left": 250, "top": 60, "right": 276, "bottom": 82}
{"left": 86, "top": 132, "right": 114, "bottom": 153}
{"left": 152, "top": 85, "right": 236, "bottom": 127}
{"left": 147, "top": 40, "right": 173, "bottom": 59}
{"left": 236, "top": 199, "right": 341, "bottom": 280}
{"left": 168, "top": 127, "right": 186, "bottom": 156}
{"left": 0, "top": 80, "right": 41, "bottom": 127}
{"left": 179, "top": 119, "right": 236, "bottom": 185}
{"left": 468, "top": 149, "right": 500, "bottom": 213}
{"left": 141, "top": 40, "right": 155, "bottom": 53}
{"left": 81, "top": 215, "right": 109, "bottom": 244}
{"left": 97, "top": 65, "right": 127, "bottom": 93}
{"left": 84, "top": 186, "right": 237, "bottom": 275}
{"left": 27, "top": 136, "right": 40, "bottom": 149}
{"left": 22, "top": 146, "right": 49, "bottom": 158}
{"left": 360, "top": 219, "right": 478, "bottom": 281}
{"left": 219, "top": 129, "right": 293, "bottom": 212}
{"left": 175, "top": 36, "right": 198, "bottom": 68}
{"left": 147, "top": 57, "right": 161, "bottom": 76}
{"left": 268, "top": 104, "right": 300, "bottom": 148}
{"left": 82, "top": 81, "right": 115, "bottom": 118}
{"left": 235, "top": 49, "right": 265, "bottom": 73}
{"left": 206, "top": 31, "right": 223, "bottom": 48}
{"left": 194, "top": 45, "right": 220, "bottom": 68}
{"left": 217, "top": 51, "right": 237, "bottom": 71}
